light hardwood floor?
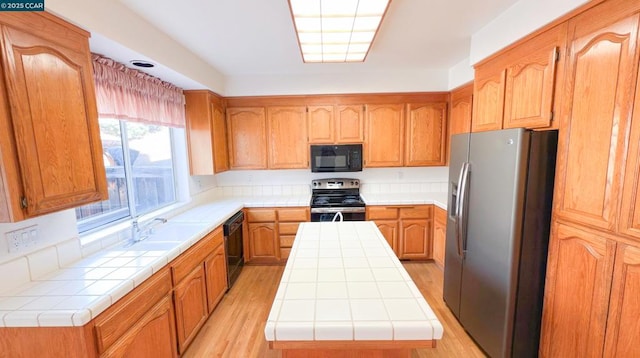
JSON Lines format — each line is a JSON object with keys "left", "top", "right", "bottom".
{"left": 184, "top": 262, "right": 486, "bottom": 357}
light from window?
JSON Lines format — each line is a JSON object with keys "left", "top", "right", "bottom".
{"left": 76, "top": 118, "right": 177, "bottom": 232}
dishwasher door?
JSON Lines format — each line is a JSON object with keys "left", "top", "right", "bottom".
{"left": 223, "top": 211, "right": 244, "bottom": 289}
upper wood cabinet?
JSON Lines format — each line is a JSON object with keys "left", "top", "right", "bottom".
{"left": 0, "top": 12, "right": 107, "bottom": 222}
{"left": 405, "top": 103, "right": 447, "bottom": 166}
{"left": 308, "top": 104, "right": 364, "bottom": 144}
{"left": 336, "top": 105, "right": 365, "bottom": 143}
{"left": 449, "top": 83, "right": 473, "bottom": 136}
{"left": 540, "top": 223, "right": 616, "bottom": 358}
{"left": 503, "top": 23, "right": 566, "bottom": 129}
{"left": 472, "top": 67, "right": 505, "bottom": 132}
{"left": 308, "top": 105, "right": 335, "bottom": 143}
{"left": 364, "top": 104, "right": 405, "bottom": 167}
{"left": 184, "top": 91, "right": 229, "bottom": 175}
{"left": 553, "top": 8, "right": 639, "bottom": 232}
{"left": 267, "top": 106, "right": 308, "bottom": 169}
{"left": 472, "top": 23, "right": 566, "bottom": 133}
{"left": 226, "top": 107, "right": 268, "bottom": 169}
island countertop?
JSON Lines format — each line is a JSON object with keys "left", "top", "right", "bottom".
{"left": 264, "top": 221, "right": 443, "bottom": 353}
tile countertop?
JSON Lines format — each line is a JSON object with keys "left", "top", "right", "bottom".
{"left": 0, "top": 196, "right": 309, "bottom": 328}
{"left": 361, "top": 192, "right": 448, "bottom": 210}
{"left": 264, "top": 222, "right": 444, "bottom": 342}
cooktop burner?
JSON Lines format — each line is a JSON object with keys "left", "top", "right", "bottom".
{"left": 310, "top": 178, "right": 365, "bottom": 208}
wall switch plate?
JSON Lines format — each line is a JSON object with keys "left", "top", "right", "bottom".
{"left": 5, "top": 225, "right": 38, "bottom": 253}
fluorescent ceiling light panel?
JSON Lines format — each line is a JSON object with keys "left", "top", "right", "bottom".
{"left": 288, "top": 0, "right": 391, "bottom": 63}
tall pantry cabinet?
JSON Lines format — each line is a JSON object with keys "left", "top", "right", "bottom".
{"left": 540, "top": 0, "right": 640, "bottom": 356}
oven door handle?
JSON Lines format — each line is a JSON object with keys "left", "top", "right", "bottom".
{"left": 311, "top": 207, "right": 366, "bottom": 214}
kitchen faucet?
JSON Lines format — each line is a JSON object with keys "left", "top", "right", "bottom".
{"left": 131, "top": 217, "right": 167, "bottom": 243}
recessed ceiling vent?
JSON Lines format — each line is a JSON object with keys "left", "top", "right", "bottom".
{"left": 129, "top": 60, "right": 155, "bottom": 68}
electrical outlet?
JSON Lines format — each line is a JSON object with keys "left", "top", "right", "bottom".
{"left": 5, "top": 225, "right": 38, "bottom": 253}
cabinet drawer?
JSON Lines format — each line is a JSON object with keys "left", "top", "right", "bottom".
{"left": 171, "top": 227, "right": 223, "bottom": 285}
{"left": 434, "top": 206, "right": 447, "bottom": 225}
{"left": 367, "top": 206, "right": 399, "bottom": 220}
{"left": 247, "top": 209, "right": 277, "bottom": 222}
{"left": 280, "top": 235, "right": 295, "bottom": 248}
{"left": 280, "top": 248, "right": 291, "bottom": 260}
{"left": 277, "top": 207, "right": 309, "bottom": 221}
{"left": 400, "top": 206, "right": 432, "bottom": 219}
{"left": 94, "top": 268, "right": 172, "bottom": 353}
{"left": 279, "top": 222, "right": 301, "bottom": 235}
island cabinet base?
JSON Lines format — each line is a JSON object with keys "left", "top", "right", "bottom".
{"left": 271, "top": 340, "right": 436, "bottom": 358}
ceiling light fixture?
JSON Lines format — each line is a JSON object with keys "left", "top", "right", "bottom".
{"left": 288, "top": 0, "right": 391, "bottom": 63}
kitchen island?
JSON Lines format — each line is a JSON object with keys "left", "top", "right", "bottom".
{"left": 265, "top": 221, "right": 443, "bottom": 357}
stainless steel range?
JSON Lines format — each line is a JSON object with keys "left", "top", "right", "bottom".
{"left": 310, "top": 178, "right": 365, "bottom": 222}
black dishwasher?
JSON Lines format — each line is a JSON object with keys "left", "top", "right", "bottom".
{"left": 223, "top": 211, "right": 244, "bottom": 289}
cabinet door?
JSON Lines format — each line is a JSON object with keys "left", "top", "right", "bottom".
{"left": 1, "top": 20, "right": 107, "bottom": 217}
{"left": 184, "top": 91, "right": 214, "bottom": 175}
{"left": 553, "top": 10, "right": 639, "bottom": 232}
{"left": 405, "top": 103, "right": 447, "bottom": 166}
{"left": 540, "top": 223, "right": 616, "bottom": 358}
{"left": 102, "top": 295, "right": 178, "bottom": 358}
{"left": 449, "top": 83, "right": 473, "bottom": 136}
{"left": 248, "top": 222, "right": 279, "bottom": 263}
{"left": 212, "top": 103, "right": 229, "bottom": 173}
{"left": 364, "top": 104, "right": 404, "bottom": 167}
{"left": 205, "top": 244, "right": 227, "bottom": 313}
{"left": 308, "top": 105, "right": 334, "bottom": 143}
{"left": 619, "top": 63, "right": 640, "bottom": 240}
{"left": 374, "top": 220, "right": 399, "bottom": 255}
{"left": 267, "top": 106, "right": 308, "bottom": 168}
{"left": 472, "top": 67, "right": 505, "bottom": 133}
{"left": 173, "top": 265, "right": 208, "bottom": 353}
{"left": 398, "top": 219, "right": 432, "bottom": 260}
{"left": 336, "top": 105, "right": 364, "bottom": 143}
{"left": 226, "top": 107, "right": 267, "bottom": 169}
{"left": 433, "top": 207, "right": 447, "bottom": 268}
{"left": 603, "top": 243, "right": 640, "bottom": 357}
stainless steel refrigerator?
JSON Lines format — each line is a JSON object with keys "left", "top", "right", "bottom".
{"left": 443, "top": 128, "right": 557, "bottom": 358}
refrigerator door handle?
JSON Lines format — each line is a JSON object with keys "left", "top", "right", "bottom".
{"left": 454, "top": 163, "right": 466, "bottom": 256}
{"left": 457, "top": 162, "right": 470, "bottom": 257}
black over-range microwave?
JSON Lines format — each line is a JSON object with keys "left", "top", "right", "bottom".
{"left": 310, "top": 144, "right": 363, "bottom": 172}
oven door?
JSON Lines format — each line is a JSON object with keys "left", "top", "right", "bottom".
{"left": 310, "top": 144, "right": 362, "bottom": 172}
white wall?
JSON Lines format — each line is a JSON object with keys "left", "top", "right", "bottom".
{"left": 470, "top": 0, "right": 589, "bottom": 65}
{"left": 45, "top": 0, "right": 225, "bottom": 94}
{"left": 448, "top": 57, "right": 474, "bottom": 90}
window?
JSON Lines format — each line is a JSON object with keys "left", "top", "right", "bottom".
{"left": 75, "top": 118, "right": 178, "bottom": 232}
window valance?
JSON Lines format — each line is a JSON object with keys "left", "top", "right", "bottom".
{"left": 91, "top": 54, "right": 185, "bottom": 127}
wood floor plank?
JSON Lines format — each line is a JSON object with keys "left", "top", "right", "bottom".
{"left": 184, "top": 263, "right": 486, "bottom": 357}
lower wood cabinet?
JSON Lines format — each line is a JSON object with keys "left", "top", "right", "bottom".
{"left": 173, "top": 265, "right": 208, "bottom": 353}
{"left": 432, "top": 206, "right": 447, "bottom": 268}
{"left": 367, "top": 205, "right": 433, "bottom": 260}
{"left": 245, "top": 207, "right": 308, "bottom": 264}
{"left": 205, "top": 243, "right": 228, "bottom": 313}
{"left": 102, "top": 295, "right": 178, "bottom": 358}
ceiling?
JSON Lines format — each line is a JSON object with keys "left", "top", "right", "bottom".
{"left": 116, "top": 0, "right": 520, "bottom": 79}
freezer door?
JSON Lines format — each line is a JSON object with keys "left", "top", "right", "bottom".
{"left": 443, "top": 133, "right": 470, "bottom": 318}
{"left": 459, "top": 128, "right": 530, "bottom": 358}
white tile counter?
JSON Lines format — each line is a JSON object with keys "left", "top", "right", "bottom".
{"left": 361, "top": 192, "right": 448, "bottom": 210}
{"left": 0, "top": 195, "right": 309, "bottom": 328}
{"left": 264, "top": 222, "right": 443, "bottom": 351}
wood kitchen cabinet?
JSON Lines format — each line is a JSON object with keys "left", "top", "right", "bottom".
{"left": 308, "top": 105, "right": 364, "bottom": 144}
{"left": 277, "top": 207, "right": 309, "bottom": 261}
{"left": 204, "top": 242, "right": 228, "bottom": 314}
{"left": 432, "top": 206, "right": 447, "bottom": 268}
{"left": 540, "top": 223, "right": 616, "bottom": 357}
{"left": 173, "top": 265, "right": 208, "bottom": 353}
{"left": 246, "top": 209, "right": 280, "bottom": 264}
{"left": 267, "top": 106, "right": 308, "bottom": 168}
{"left": 472, "top": 23, "right": 566, "bottom": 133}
{"left": 184, "top": 90, "right": 229, "bottom": 175}
{"left": 364, "top": 104, "right": 405, "bottom": 167}
{"left": 0, "top": 12, "right": 107, "bottom": 222}
{"left": 226, "top": 107, "right": 268, "bottom": 169}
{"left": 405, "top": 102, "right": 447, "bottom": 166}
{"left": 367, "top": 205, "right": 432, "bottom": 260}
{"left": 449, "top": 83, "right": 473, "bottom": 136}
